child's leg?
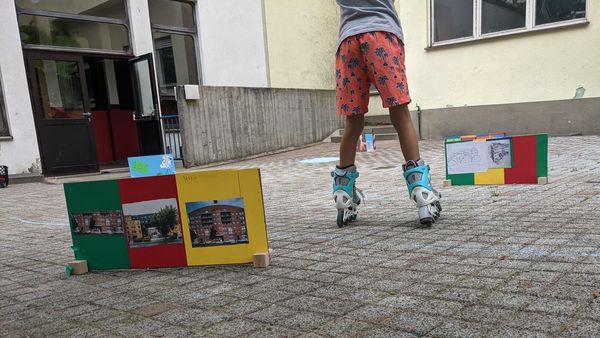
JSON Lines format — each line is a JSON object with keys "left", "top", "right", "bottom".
{"left": 339, "top": 114, "right": 365, "bottom": 168}
{"left": 390, "top": 103, "right": 441, "bottom": 225}
{"left": 389, "top": 104, "right": 419, "bottom": 162}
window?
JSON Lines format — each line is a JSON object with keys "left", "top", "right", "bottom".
{"left": 149, "top": 0, "right": 194, "bottom": 28}
{"left": 15, "top": 0, "right": 126, "bottom": 19}
{"left": 18, "top": 15, "right": 129, "bottom": 52}
{"left": 536, "top": 0, "right": 586, "bottom": 25}
{"left": 431, "top": 0, "right": 588, "bottom": 45}
{"left": 0, "top": 72, "right": 9, "bottom": 137}
{"left": 16, "top": 0, "right": 130, "bottom": 53}
{"left": 149, "top": 0, "right": 199, "bottom": 101}
{"left": 152, "top": 33, "right": 198, "bottom": 96}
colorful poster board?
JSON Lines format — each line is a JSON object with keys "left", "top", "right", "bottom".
{"left": 128, "top": 154, "right": 175, "bottom": 178}
{"left": 64, "top": 169, "right": 269, "bottom": 271}
{"left": 119, "top": 175, "right": 187, "bottom": 269}
{"left": 176, "top": 170, "right": 269, "bottom": 266}
{"left": 64, "top": 180, "right": 130, "bottom": 270}
{"left": 445, "top": 133, "right": 548, "bottom": 185}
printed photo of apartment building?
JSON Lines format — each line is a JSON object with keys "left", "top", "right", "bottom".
{"left": 71, "top": 211, "right": 123, "bottom": 235}
{"left": 187, "top": 199, "right": 249, "bottom": 247}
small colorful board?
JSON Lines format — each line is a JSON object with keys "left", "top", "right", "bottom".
{"left": 128, "top": 154, "right": 175, "bottom": 178}
{"left": 444, "top": 133, "right": 548, "bottom": 185}
{"left": 64, "top": 169, "right": 269, "bottom": 271}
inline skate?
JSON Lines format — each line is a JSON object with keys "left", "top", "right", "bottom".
{"left": 403, "top": 160, "right": 442, "bottom": 226}
{"left": 331, "top": 165, "right": 364, "bottom": 228}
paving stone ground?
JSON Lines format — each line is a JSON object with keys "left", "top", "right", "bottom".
{"left": 1, "top": 136, "right": 600, "bottom": 338}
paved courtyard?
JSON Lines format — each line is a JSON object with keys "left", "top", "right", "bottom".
{"left": 1, "top": 136, "right": 600, "bottom": 338}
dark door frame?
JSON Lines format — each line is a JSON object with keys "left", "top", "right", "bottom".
{"left": 23, "top": 49, "right": 165, "bottom": 175}
{"left": 25, "top": 51, "right": 100, "bottom": 175}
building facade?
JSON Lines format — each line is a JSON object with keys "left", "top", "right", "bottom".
{"left": 124, "top": 215, "right": 143, "bottom": 241}
{"left": 72, "top": 211, "right": 123, "bottom": 234}
{"left": 0, "top": 0, "right": 270, "bottom": 177}
{"left": 263, "top": 0, "right": 599, "bottom": 137}
{"left": 188, "top": 204, "right": 248, "bottom": 246}
{"left": 1, "top": 0, "right": 597, "bottom": 177}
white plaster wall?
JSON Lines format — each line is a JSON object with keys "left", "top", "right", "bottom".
{"left": 400, "top": 1, "right": 600, "bottom": 111}
{"left": 197, "top": 0, "right": 269, "bottom": 87}
{"left": 0, "top": 1, "right": 41, "bottom": 175}
{"left": 127, "top": 0, "right": 154, "bottom": 55}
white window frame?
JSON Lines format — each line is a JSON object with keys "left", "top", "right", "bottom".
{"left": 429, "top": 0, "right": 589, "bottom": 47}
{"left": 0, "top": 69, "right": 10, "bottom": 138}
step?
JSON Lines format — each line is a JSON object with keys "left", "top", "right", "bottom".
{"left": 333, "top": 125, "right": 396, "bottom": 136}
{"left": 7, "top": 173, "right": 45, "bottom": 185}
{"left": 330, "top": 132, "right": 398, "bottom": 143}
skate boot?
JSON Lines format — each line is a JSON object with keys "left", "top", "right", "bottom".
{"left": 403, "top": 160, "right": 442, "bottom": 226}
{"left": 332, "top": 165, "right": 364, "bottom": 228}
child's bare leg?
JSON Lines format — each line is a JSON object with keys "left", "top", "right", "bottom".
{"left": 390, "top": 104, "right": 441, "bottom": 225}
{"left": 339, "top": 114, "right": 365, "bottom": 167}
{"left": 389, "top": 104, "right": 419, "bottom": 162}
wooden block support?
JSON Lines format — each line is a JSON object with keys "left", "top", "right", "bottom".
{"left": 67, "top": 260, "right": 88, "bottom": 275}
{"left": 537, "top": 177, "right": 548, "bottom": 185}
{"left": 443, "top": 180, "right": 452, "bottom": 188}
{"left": 253, "top": 253, "right": 270, "bottom": 268}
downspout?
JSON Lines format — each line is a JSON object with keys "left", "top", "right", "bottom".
{"left": 416, "top": 104, "right": 423, "bottom": 140}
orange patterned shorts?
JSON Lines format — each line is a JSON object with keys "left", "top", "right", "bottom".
{"left": 335, "top": 31, "right": 411, "bottom": 116}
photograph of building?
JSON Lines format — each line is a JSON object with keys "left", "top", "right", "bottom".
{"left": 71, "top": 211, "right": 123, "bottom": 235}
{"left": 122, "top": 198, "right": 182, "bottom": 247}
{"left": 186, "top": 198, "right": 249, "bottom": 247}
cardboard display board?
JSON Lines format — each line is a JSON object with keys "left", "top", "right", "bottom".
{"left": 128, "top": 154, "right": 175, "bottom": 178}
{"left": 64, "top": 169, "right": 269, "bottom": 271}
{"left": 445, "top": 133, "right": 548, "bottom": 186}
{"left": 64, "top": 180, "right": 130, "bottom": 270}
{"left": 119, "top": 175, "right": 187, "bottom": 269}
{"left": 177, "top": 170, "right": 269, "bottom": 266}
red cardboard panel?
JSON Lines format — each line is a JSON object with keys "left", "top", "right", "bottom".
{"left": 118, "top": 175, "right": 187, "bottom": 269}
{"left": 505, "top": 135, "right": 537, "bottom": 184}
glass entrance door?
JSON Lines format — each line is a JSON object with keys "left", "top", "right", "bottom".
{"left": 26, "top": 53, "right": 99, "bottom": 175}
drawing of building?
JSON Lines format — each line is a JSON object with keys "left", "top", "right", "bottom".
{"left": 188, "top": 203, "right": 248, "bottom": 246}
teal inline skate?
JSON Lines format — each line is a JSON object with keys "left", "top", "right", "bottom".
{"left": 331, "top": 165, "right": 364, "bottom": 228}
{"left": 403, "top": 160, "right": 442, "bottom": 226}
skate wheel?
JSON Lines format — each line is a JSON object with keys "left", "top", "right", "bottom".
{"left": 420, "top": 217, "right": 434, "bottom": 227}
{"left": 337, "top": 209, "right": 345, "bottom": 228}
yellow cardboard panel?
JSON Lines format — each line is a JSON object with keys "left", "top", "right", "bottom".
{"left": 176, "top": 169, "right": 269, "bottom": 266}
{"left": 474, "top": 168, "right": 505, "bottom": 185}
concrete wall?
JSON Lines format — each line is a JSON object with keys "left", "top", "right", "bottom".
{"left": 197, "top": 0, "right": 269, "bottom": 87}
{"left": 0, "top": 1, "right": 41, "bottom": 175}
{"left": 177, "top": 85, "right": 342, "bottom": 166}
{"left": 420, "top": 97, "right": 600, "bottom": 140}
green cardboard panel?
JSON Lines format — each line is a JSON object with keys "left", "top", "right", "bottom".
{"left": 64, "top": 180, "right": 130, "bottom": 270}
{"left": 536, "top": 134, "right": 548, "bottom": 178}
{"left": 447, "top": 173, "right": 475, "bottom": 186}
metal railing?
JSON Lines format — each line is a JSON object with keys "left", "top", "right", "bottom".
{"left": 160, "top": 115, "right": 183, "bottom": 160}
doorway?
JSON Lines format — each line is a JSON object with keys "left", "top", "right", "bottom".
{"left": 25, "top": 51, "right": 163, "bottom": 176}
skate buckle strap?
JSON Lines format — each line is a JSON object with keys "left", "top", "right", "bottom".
{"left": 331, "top": 169, "right": 359, "bottom": 197}
{"left": 403, "top": 164, "right": 433, "bottom": 196}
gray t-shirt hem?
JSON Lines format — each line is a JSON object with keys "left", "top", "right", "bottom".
{"left": 338, "top": 26, "right": 405, "bottom": 47}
